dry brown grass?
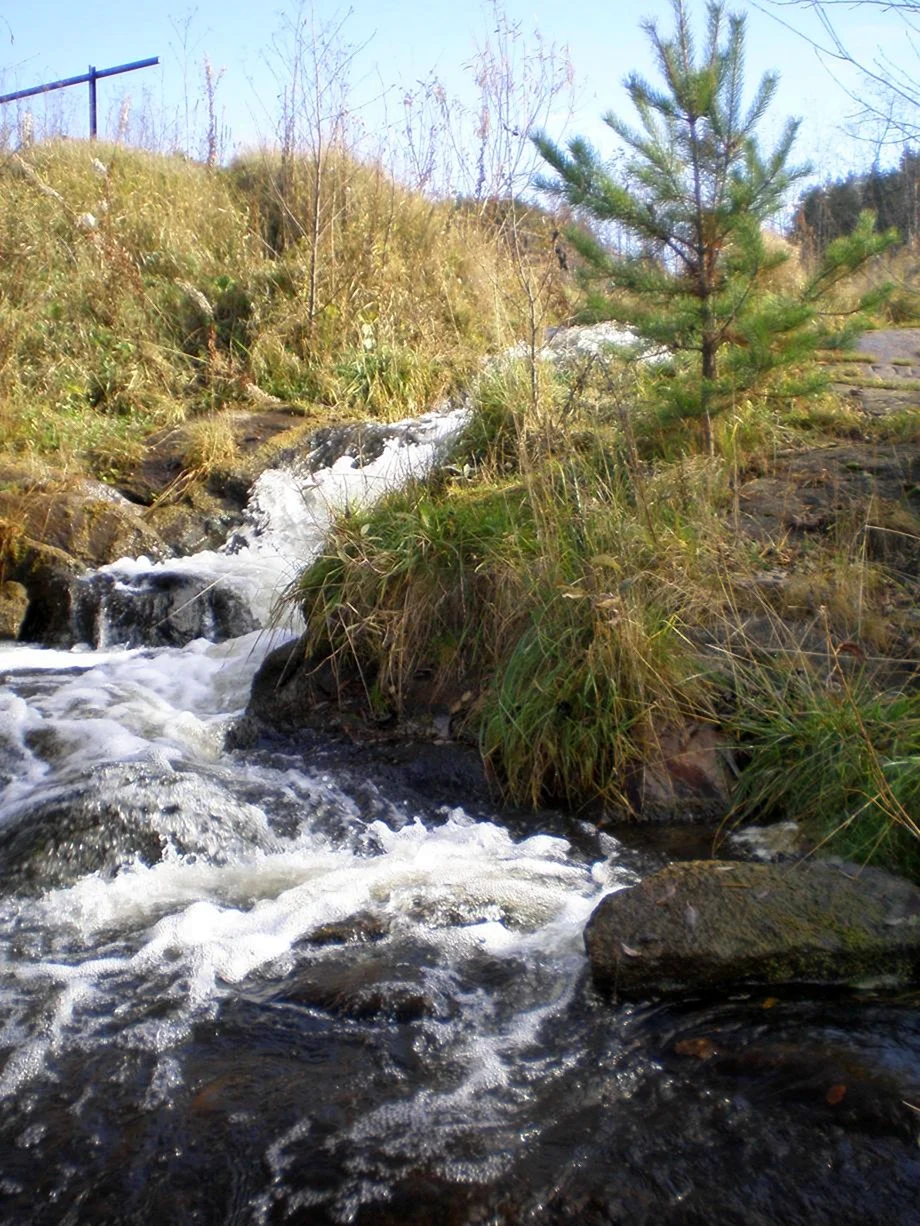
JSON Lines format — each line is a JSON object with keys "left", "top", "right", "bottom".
{"left": 0, "top": 139, "right": 567, "bottom": 481}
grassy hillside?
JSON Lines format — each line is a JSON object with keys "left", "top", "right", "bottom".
{"left": 0, "top": 140, "right": 568, "bottom": 482}
{"left": 0, "top": 138, "right": 917, "bottom": 879}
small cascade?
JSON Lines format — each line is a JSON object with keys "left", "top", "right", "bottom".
{"left": 71, "top": 404, "right": 470, "bottom": 649}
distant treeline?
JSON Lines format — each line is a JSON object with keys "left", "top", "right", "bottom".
{"left": 795, "top": 150, "right": 920, "bottom": 252}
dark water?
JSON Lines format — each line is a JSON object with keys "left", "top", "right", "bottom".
{"left": 0, "top": 953, "right": 918, "bottom": 1224}
{"left": 0, "top": 679, "right": 917, "bottom": 1226}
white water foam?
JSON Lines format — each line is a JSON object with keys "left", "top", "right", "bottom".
{"left": 0, "top": 809, "right": 628, "bottom": 1099}
{"left": 506, "top": 321, "right": 669, "bottom": 365}
{"left": 0, "top": 630, "right": 288, "bottom": 808}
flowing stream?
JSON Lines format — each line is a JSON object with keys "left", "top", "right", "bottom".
{"left": 0, "top": 408, "right": 918, "bottom": 1225}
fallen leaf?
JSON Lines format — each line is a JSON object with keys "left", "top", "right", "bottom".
{"left": 674, "top": 1037, "right": 717, "bottom": 1060}
{"left": 761, "top": 996, "right": 779, "bottom": 1010}
{"left": 835, "top": 640, "right": 865, "bottom": 662}
{"left": 825, "top": 1084, "right": 848, "bottom": 1106}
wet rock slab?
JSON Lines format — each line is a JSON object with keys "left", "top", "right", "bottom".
{"left": 585, "top": 859, "right": 920, "bottom": 998}
{"left": 72, "top": 567, "right": 259, "bottom": 647}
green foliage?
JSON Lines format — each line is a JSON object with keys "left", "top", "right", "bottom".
{"left": 289, "top": 339, "right": 917, "bottom": 841}
{"left": 294, "top": 360, "right": 721, "bottom": 810}
{"left": 334, "top": 328, "right": 438, "bottom": 417}
{"left": 295, "top": 477, "right": 537, "bottom": 707}
{"left": 797, "top": 148, "right": 920, "bottom": 253}
{"left": 479, "top": 587, "right": 694, "bottom": 809}
{"left": 533, "top": 0, "right": 896, "bottom": 442}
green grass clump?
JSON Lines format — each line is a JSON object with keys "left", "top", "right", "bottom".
{"left": 729, "top": 666, "right": 920, "bottom": 879}
{"left": 294, "top": 358, "right": 722, "bottom": 810}
{"left": 479, "top": 586, "right": 696, "bottom": 809}
{"left": 295, "top": 477, "right": 538, "bottom": 709}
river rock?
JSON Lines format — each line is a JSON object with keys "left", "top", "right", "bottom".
{"left": 584, "top": 859, "right": 920, "bottom": 998}
{"left": 7, "top": 538, "right": 86, "bottom": 644}
{"left": 71, "top": 567, "right": 260, "bottom": 648}
{"left": 0, "top": 479, "right": 175, "bottom": 644}
{"left": 247, "top": 635, "right": 318, "bottom": 728}
{"left": 0, "top": 759, "right": 281, "bottom": 894}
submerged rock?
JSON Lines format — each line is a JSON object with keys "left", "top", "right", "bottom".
{"left": 585, "top": 859, "right": 920, "bottom": 998}
{"left": 0, "top": 760, "right": 279, "bottom": 893}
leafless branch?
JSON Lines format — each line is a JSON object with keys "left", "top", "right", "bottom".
{"left": 752, "top": 0, "right": 920, "bottom": 147}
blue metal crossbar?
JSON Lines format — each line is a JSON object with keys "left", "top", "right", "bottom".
{"left": 0, "top": 57, "right": 159, "bottom": 138}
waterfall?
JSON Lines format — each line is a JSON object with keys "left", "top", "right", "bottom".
{"left": 71, "top": 404, "right": 471, "bottom": 648}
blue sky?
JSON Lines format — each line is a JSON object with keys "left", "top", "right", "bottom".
{"left": 0, "top": 1, "right": 904, "bottom": 181}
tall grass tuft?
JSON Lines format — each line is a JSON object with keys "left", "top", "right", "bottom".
{"left": 293, "top": 357, "right": 722, "bottom": 810}
{"left": 728, "top": 658, "right": 920, "bottom": 878}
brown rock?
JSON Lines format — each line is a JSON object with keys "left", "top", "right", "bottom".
{"left": 0, "top": 487, "right": 165, "bottom": 567}
{"left": 628, "top": 722, "right": 733, "bottom": 821}
{"left": 1, "top": 538, "right": 86, "bottom": 644}
{"left": 0, "top": 477, "right": 174, "bottom": 644}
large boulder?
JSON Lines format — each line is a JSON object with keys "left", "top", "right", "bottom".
{"left": 585, "top": 859, "right": 920, "bottom": 998}
{"left": 71, "top": 567, "right": 260, "bottom": 648}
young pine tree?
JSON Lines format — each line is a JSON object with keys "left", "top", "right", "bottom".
{"left": 534, "top": 0, "right": 894, "bottom": 446}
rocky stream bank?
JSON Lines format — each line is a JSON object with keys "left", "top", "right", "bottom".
{"left": 2, "top": 331, "right": 919, "bottom": 1002}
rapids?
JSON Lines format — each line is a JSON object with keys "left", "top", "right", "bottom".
{"left": 0, "top": 407, "right": 917, "bottom": 1224}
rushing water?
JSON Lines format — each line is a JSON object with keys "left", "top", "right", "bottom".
{"left": 0, "top": 409, "right": 918, "bottom": 1225}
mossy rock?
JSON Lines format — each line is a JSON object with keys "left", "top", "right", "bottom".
{"left": 0, "top": 581, "right": 28, "bottom": 639}
{"left": 585, "top": 859, "right": 920, "bottom": 998}
{"left": 0, "top": 538, "right": 85, "bottom": 644}
{"left": 0, "top": 488, "right": 165, "bottom": 567}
